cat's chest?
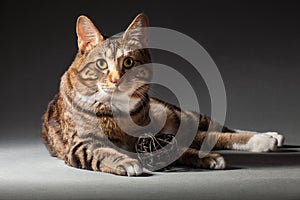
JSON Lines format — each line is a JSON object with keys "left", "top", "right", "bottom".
{"left": 70, "top": 111, "right": 123, "bottom": 138}
{"left": 98, "top": 117, "right": 136, "bottom": 151}
{"left": 99, "top": 117, "right": 119, "bottom": 133}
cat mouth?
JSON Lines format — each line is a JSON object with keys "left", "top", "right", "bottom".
{"left": 102, "top": 88, "right": 115, "bottom": 94}
{"left": 102, "top": 87, "right": 125, "bottom": 94}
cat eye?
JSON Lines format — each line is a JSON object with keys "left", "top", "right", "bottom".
{"left": 123, "top": 57, "right": 135, "bottom": 69}
{"left": 96, "top": 59, "right": 108, "bottom": 70}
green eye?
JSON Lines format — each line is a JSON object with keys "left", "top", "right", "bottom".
{"left": 96, "top": 59, "right": 108, "bottom": 70}
{"left": 123, "top": 57, "right": 134, "bottom": 69}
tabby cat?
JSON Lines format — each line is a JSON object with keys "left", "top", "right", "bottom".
{"left": 41, "top": 13, "right": 284, "bottom": 176}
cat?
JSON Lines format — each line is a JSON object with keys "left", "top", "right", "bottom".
{"left": 41, "top": 13, "right": 284, "bottom": 176}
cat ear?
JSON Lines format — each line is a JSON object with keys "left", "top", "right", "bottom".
{"left": 123, "top": 13, "right": 149, "bottom": 47}
{"left": 76, "top": 15, "right": 104, "bottom": 52}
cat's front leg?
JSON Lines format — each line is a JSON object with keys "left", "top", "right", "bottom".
{"left": 92, "top": 147, "right": 143, "bottom": 176}
{"left": 65, "top": 139, "right": 143, "bottom": 176}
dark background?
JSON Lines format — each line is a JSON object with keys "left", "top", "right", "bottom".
{"left": 1, "top": 0, "right": 299, "bottom": 144}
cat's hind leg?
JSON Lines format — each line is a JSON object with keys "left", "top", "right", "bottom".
{"left": 234, "top": 130, "right": 284, "bottom": 147}
{"left": 176, "top": 148, "right": 226, "bottom": 169}
{"left": 192, "top": 131, "right": 284, "bottom": 152}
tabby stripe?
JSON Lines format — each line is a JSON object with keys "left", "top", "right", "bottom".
{"left": 96, "top": 160, "right": 101, "bottom": 171}
{"left": 73, "top": 156, "right": 82, "bottom": 168}
{"left": 81, "top": 147, "right": 96, "bottom": 170}
{"left": 70, "top": 142, "right": 85, "bottom": 168}
{"left": 71, "top": 142, "right": 84, "bottom": 156}
{"left": 70, "top": 153, "right": 82, "bottom": 168}
{"left": 130, "top": 95, "right": 150, "bottom": 116}
{"left": 78, "top": 62, "right": 98, "bottom": 81}
{"left": 86, "top": 155, "right": 93, "bottom": 170}
{"left": 96, "top": 110, "right": 113, "bottom": 117}
{"left": 47, "top": 104, "right": 64, "bottom": 144}
{"left": 77, "top": 139, "right": 107, "bottom": 169}
{"left": 138, "top": 49, "right": 145, "bottom": 57}
{"left": 134, "top": 60, "right": 143, "bottom": 65}
{"left": 151, "top": 97, "right": 182, "bottom": 112}
{"left": 70, "top": 144, "right": 83, "bottom": 169}
{"left": 82, "top": 147, "right": 88, "bottom": 169}
{"left": 78, "top": 145, "right": 87, "bottom": 169}
{"left": 112, "top": 155, "right": 124, "bottom": 163}
{"left": 130, "top": 38, "right": 141, "bottom": 44}
{"left": 64, "top": 74, "right": 90, "bottom": 108}
{"left": 96, "top": 154, "right": 106, "bottom": 171}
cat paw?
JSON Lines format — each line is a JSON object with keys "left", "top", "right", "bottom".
{"left": 201, "top": 153, "right": 226, "bottom": 170}
{"left": 262, "top": 132, "right": 284, "bottom": 147}
{"left": 116, "top": 158, "right": 143, "bottom": 176}
{"left": 248, "top": 134, "right": 278, "bottom": 152}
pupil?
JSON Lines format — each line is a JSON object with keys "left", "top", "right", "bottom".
{"left": 126, "top": 59, "right": 131, "bottom": 65}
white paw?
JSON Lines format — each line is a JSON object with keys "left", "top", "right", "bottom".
{"left": 212, "top": 156, "right": 226, "bottom": 169}
{"left": 203, "top": 154, "right": 226, "bottom": 169}
{"left": 248, "top": 134, "right": 278, "bottom": 152}
{"left": 262, "top": 132, "right": 284, "bottom": 147}
{"left": 117, "top": 159, "right": 143, "bottom": 176}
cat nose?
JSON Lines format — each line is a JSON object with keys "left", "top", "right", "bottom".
{"left": 109, "top": 71, "right": 120, "bottom": 85}
{"left": 111, "top": 77, "right": 119, "bottom": 84}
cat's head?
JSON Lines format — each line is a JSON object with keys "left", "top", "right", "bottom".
{"left": 66, "top": 13, "right": 152, "bottom": 113}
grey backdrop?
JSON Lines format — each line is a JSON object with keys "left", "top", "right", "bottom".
{"left": 1, "top": 1, "right": 300, "bottom": 200}
{"left": 1, "top": 0, "right": 299, "bottom": 143}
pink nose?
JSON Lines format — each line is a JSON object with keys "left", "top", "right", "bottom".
{"left": 111, "top": 77, "right": 119, "bottom": 84}
{"left": 108, "top": 71, "right": 120, "bottom": 85}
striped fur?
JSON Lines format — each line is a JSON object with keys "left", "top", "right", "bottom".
{"left": 41, "top": 13, "right": 284, "bottom": 176}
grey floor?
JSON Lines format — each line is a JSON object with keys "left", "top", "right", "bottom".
{"left": 1, "top": 136, "right": 299, "bottom": 200}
